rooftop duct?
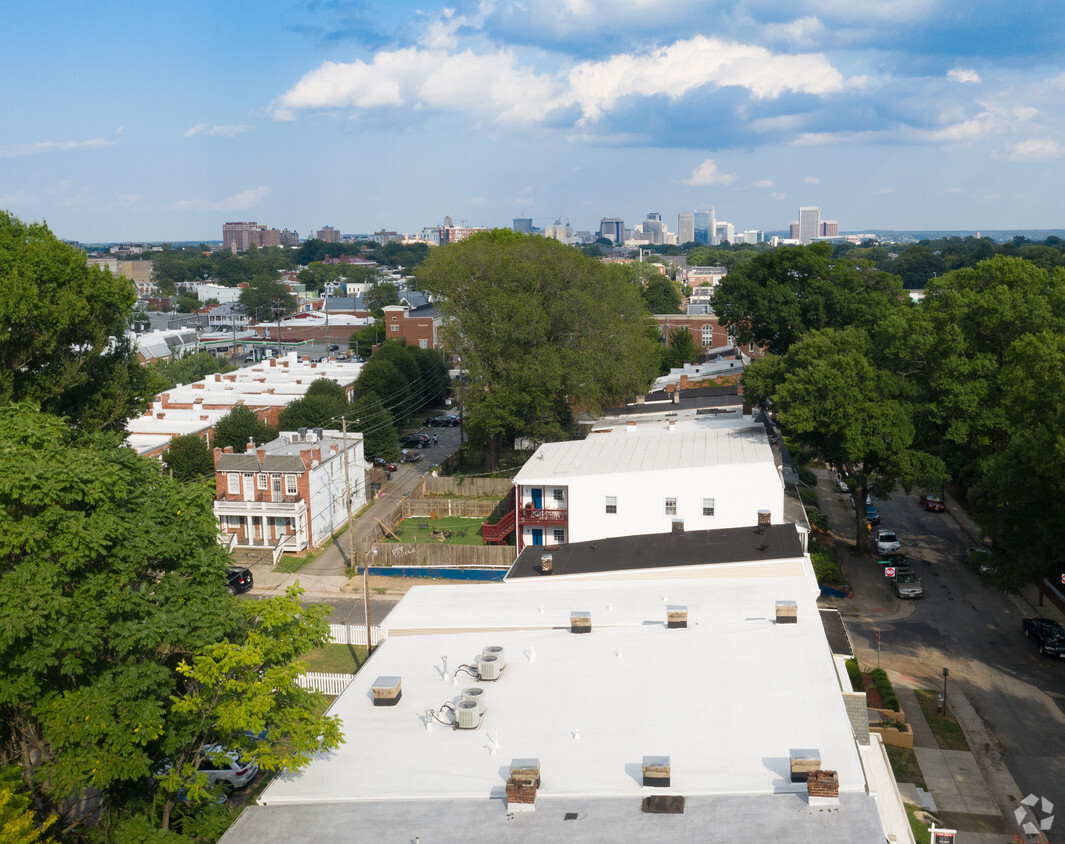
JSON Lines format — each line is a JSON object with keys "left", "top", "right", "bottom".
{"left": 570, "top": 611, "right": 592, "bottom": 634}
{"left": 642, "top": 756, "right": 671, "bottom": 788}
{"left": 667, "top": 606, "right": 688, "bottom": 629}
{"left": 371, "top": 676, "right": 402, "bottom": 707}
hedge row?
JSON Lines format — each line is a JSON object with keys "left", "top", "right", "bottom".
{"left": 870, "top": 668, "right": 900, "bottom": 711}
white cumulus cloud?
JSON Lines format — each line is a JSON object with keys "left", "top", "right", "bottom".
{"left": 753, "top": 179, "right": 775, "bottom": 188}
{"left": 684, "top": 158, "right": 736, "bottom": 186}
{"left": 947, "top": 68, "right": 980, "bottom": 84}
{"left": 1008, "top": 138, "right": 1062, "bottom": 160}
{"left": 804, "top": 176, "right": 820, "bottom": 184}
{"left": 171, "top": 186, "right": 269, "bottom": 212}
{"left": 0, "top": 138, "right": 115, "bottom": 159}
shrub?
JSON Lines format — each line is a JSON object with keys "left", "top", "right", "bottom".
{"left": 811, "top": 541, "right": 845, "bottom": 584}
{"left": 807, "top": 508, "right": 829, "bottom": 531}
{"left": 870, "top": 668, "right": 900, "bottom": 711}
{"left": 798, "top": 487, "right": 820, "bottom": 508}
{"left": 797, "top": 464, "right": 817, "bottom": 487}
{"left": 845, "top": 658, "right": 863, "bottom": 692}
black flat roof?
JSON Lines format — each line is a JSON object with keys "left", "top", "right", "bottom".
{"left": 507, "top": 523, "right": 804, "bottom": 579}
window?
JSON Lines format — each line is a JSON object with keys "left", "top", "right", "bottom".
{"left": 553, "top": 529, "right": 565, "bottom": 543}
{"left": 665, "top": 497, "right": 677, "bottom": 516}
{"left": 702, "top": 324, "right": 713, "bottom": 347}
{"left": 605, "top": 496, "right": 617, "bottom": 514}
{"left": 703, "top": 497, "right": 715, "bottom": 517}
{"left": 390, "top": 324, "right": 399, "bottom": 332}
{"left": 285, "top": 474, "right": 298, "bottom": 495}
{"left": 227, "top": 473, "right": 240, "bottom": 494}
{"left": 256, "top": 473, "right": 268, "bottom": 490}
{"left": 552, "top": 488, "right": 564, "bottom": 502}
{"left": 419, "top": 339, "right": 428, "bottom": 349}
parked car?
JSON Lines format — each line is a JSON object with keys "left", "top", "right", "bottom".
{"left": 424, "top": 414, "right": 460, "bottom": 427}
{"left": 891, "top": 567, "right": 924, "bottom": 599}
{"left": 226, "top": 567, "right": 253, "bottom": 595}
{"left": 197, "top": 745, "right": 260, "bottom": 789}
{"left": 367, "top": 456, "right": 399, "bottom": 473}
{"left": 328, "top": 343, "right": 340, "bottom": 351}
{"left": 873, "top": 528, "right": 901, "bottom": 555}
{"left": 835, "top": 472, "right": 849, "bottom": 493}
{"left": 919, "top": 492, "right": 945, "bottom": 512}
{"left": 400, "top": 433, "right": 431, "bottom": 449}
{"left": 1022, "top": 618, "right": 1065, "bottom": 657}
{"left": 400, "top": 448, "right": 422, "bottom": 462}
{"left": 865, "top": 503, "right": 881, "bottom": 525}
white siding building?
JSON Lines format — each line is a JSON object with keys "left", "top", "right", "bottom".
{"left": 511, "top": 421, "right": 783, "bottom": 551}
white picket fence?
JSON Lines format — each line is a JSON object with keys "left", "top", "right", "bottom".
{"left": 329, "top": 623, "right": 385, "bottom": 647}
{"left": 297, "top": 672, "right": 356, "bottom": 696}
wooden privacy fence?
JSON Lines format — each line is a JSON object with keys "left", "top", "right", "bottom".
{"left": 419, "top": 477, "right": 513, "bottom": 498}
{"left": 296, "top": 673, "right": 355, "bottom": 696}
{"left": 358, "top": 542, "right": 515, "bottom": 568}
{"left": 329, "top": 624, "right": 385, "bottom": 646}
{"left": 402, "top": 498, "right": 499, "bottom": 518}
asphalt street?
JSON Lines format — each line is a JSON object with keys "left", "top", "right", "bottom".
{"left": 828, "top": 481, "right": 1065, "bottom": 842}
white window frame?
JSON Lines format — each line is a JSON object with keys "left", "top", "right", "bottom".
{"left": 552, "top": 529, "right": 565, "bottom": 544}
{"left": 552, "top": 488, "right": 564, "bottom": 502}
{"left": 227, "top": 473, "right": 240, "bottom": 494}
{"left": 390, "top": 324, "right": 399, "bottom": 332}
{"left": 256, "top": 473, "right": 268, "bottom": 490}
{"left": 605, "top": 496, "right": 617, "bottom": 514}
{"left": 285, "top": 474, "right": 298, "bottom": 495}
{"left": 665, "top": 497, "right": 677, "bottom": 516}
{"left": 703, "top": 497, "right": 715, "bottom": 517}
{"left": 701, "top": 323, "right": 713, "bottom": 347}
{"left": 418, "top": 339, "right": 428, "bottom": 349}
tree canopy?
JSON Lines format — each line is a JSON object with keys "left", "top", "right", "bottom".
{"left": 417, "top": 230, "right": 660, "bottom": 465}
{"left": 0, "top": 212, "right": 163, "bottom": 432}
{"left": 212, "top": 405, "right": 278, "bottom": 452}
{"left": 0, "top": 403, "right": 342, "bottom": 839}
{"left": 162, "top": 433, "right": 215, "bottom": 482}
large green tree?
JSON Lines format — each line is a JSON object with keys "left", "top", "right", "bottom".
{"left": 711, "top": 242, "right": 904, "bottom": 356}
{"left": 744, "top": 328, "right": 943, "bottom": 552}
{"left": 162, "top": 433, "right": 215, "bottom": 482}
{"left": 212, "top": 405, "right": 277, "bottom": 452}
{"left": 417, "top": 230, "right": 660, "bottom": 466}
{"left": 0, "top": 212, "right": 164, "bottom": 431}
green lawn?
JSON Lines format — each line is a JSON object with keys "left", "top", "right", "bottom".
{"left": 886, "top": 744, "right": 927, "bottom": 790}
{"left": 299, "top": 643, "right": 367, "bottom": 674}
{"left": 915, "top": 689, "right": 971, "bottom": 751}
{"left": 905, "top": 802, "right": 933, "bottom": 844}
{"left": 388, "top": 516, "right": 486, "bottom": 545}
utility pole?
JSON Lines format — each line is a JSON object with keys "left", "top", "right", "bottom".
{"left": 341, "top": 416, "right": 372, "bottom": 655}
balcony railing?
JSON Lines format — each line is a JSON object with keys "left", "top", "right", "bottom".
{"left": 216, "top": 492, "right": 302, "bottom": 505}
{"left": 518, "top": 507, "right": 568, "bottom": 526}
{"left": 214, "top": 496, "right": 307, "bottom": 515}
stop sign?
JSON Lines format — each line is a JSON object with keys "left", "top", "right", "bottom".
{"left": 884, "top": 566, "right": 896, "bottom": 577}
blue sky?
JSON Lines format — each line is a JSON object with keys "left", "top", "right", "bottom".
{"left": 3, "top": 0, "right": 1064, "bottom": 242}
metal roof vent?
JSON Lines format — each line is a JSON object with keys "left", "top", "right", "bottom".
{"left": 571, "top": 611, "right": 592, "bottom": 634}
{"left": 461, "top": 687, "right": 486, "bottom": 715}
{"left": 776, "top": 600, "right": 798, "bottom": 624}
{"left": 642, "top": 756, "right": 671, "bottom": 787}
{"left": 482, "top": 645, "right": 505, "bottom": 670}
{"left": 478, "top": 653, "right": 500, "bottom": 681}
{"left": 667, "top": 605, "right": 688, "bottom": 629}
{"left": 540, "top": 553, "right": 553, "bottom": 574}
{"left": 298, "top": 427, "right": 308, "bottom": 440}
{"left": 455, "top": 699, "right": 480, "bottom": 729}
{"left": 790, "top": 748, "right": 821, "bottom": 783}
{"left": 371, "top": 676, "right": 402, "bottom": 707}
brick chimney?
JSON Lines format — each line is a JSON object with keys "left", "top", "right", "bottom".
{"left": 311, "top": 447, "right": 322, "bottom": 465}
{"left": 505, "top": 778, "right": 537, "bottom": 811}
{"left": 680, "top": 374, "right": 689, "bottom": 388}
{"left": 245, "top": 438, "right": 256, "bottom": 453}
{"left": 757, "top": 509, "right": 771, "bottom": 526}
{"left": 257, "top": 448, "right": 266, "bottom": 462}
{"left": 223, "top": 446, "right": 234, "bottom": 454}
{"left": 806, "top": 770, "right": 839, "bottom": 806}
{"left": 213, "top": 447, "right": 222, "bottom": 465}
{"left": 299, "top": 450, "right": 314, "bottom": 470}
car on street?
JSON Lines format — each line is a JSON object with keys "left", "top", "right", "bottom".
{"left": 197, "top": 745, "right": 260, "bottom": 789}
{"left": 367, "top": 456, "right": 399, "bottom": 473}
{"left": 424, "top": 414, "right": 460, "bottom": 427}
{"left": 919, "top": 492, "right": 945, "bottom": 512}
{"left": 865, "top": 503, "right": 881, "bottom": 526}
{"left": 873, "top": 528, "right": 901, "bottom": 555}
{"left": 400, "top": 448, "right": 422, "bottom": 462}
{"left": 226, "top": 567, "right": 253, "bottom": 595}
{"left": 1022, "top": 618, "right": 1065, "bottom": 657}
{"left": 329, "top": 344, "right": 340, "bottom": 351}
{"left": 835, "top": 472, "right": 849, "bottom": 492}
{"left": 399, "top": 433, "right": 431, "bottom": 449}
{"left": 891, "top": 567, "right": 924, "bottom": 598}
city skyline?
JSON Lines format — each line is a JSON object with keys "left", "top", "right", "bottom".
{"left": 3, "top": 1, "right": 1065, "bottom": 242}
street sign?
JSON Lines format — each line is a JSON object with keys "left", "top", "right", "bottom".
{"left": 884, "top": 566, "right": 896, "bottom": 577}
{"left": 1060, "top": 573, "right": 1065, "bottom": 585}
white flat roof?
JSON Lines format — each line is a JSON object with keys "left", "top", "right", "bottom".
{"left": 515, "top": 425, "right": 772, "bottom": 485}
{"left": 260, "top": 577, "right": 864, "bottom": 808}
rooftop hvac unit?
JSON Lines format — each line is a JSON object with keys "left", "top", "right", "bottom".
{"left": 482, "top": 645, "right": 505, "bottom": 670}
{"left": 455, "top": 699, "right": 480, "bottom": 729}
{"left": 478, "top": 654, "right": 500, "bottom": 681}
{"left": 462, "top": 686, "right": 486, "bottom": 715}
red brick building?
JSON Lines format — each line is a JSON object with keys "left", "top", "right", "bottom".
{"left": 381, "top": 304, "right": 443, "bottom": 350}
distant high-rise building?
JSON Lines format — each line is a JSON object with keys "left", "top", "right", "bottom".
{"left": 544, "top": 219, "right": 573, "bottom": 241}
{"left": 317, "top": 226, "right": 342, "bottom": 243}
{"left": 715, "top": 222, "right": 734, "bottom": 245}
{"left": 693, "top": 209, "right": 716, "bottom": 245}
{"left": 798, "top": 207, "right": 820, "bottom": 245}
{"left": 599, "top": 218, "right": 624, "bottom": 243}
{"left": 280, "top": 228, "right": 300, "bottom": 246}
{"left": 820, "top": 220, "right": 839, "bottom": 237}
{"left": 642, "top": 213, "right": 667, "bottom": 245}
{"left": 789, "top": 221, "right": 800, "bottom": 240}
{"left": 223, "top": 221, "right": 284, "bottom": 253}
{"left": 512, "top": 218, "right": 533, "bottom": 234}
{"left": 678, "top": 212, "right": 695, "bottom": 245}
